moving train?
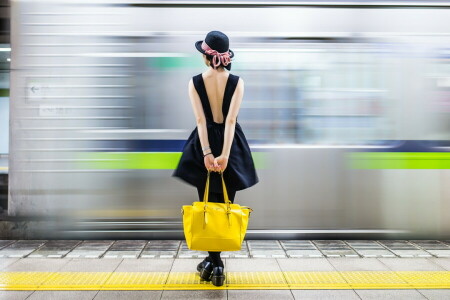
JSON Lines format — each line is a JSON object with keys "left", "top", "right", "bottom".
{"left": 8, "top": 0, "right": 450, "bottom": 239}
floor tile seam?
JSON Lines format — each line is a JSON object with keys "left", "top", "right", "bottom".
{"left": 22, "top": 241, "right": 49, "bottom": 259}
{"left": 91, "top": 290, "right": 101, "bottom": 300}
{"left": 325, "top": 255, "right": 343, "bottom": 273}
{"left": 308, "top": 241, "right": 326, "bottom": 257}
{"left": 134, "top": 240, "right": 150, "bottom": 259}
{"left": 49, "top": 257, "right": 75, "bottom": 274}
{"left": 352, "top": 289, "right": 427, "bottom": 299}
{"left": 342, "top": 241, "right": 363, "bottom": 258}
{"left": 45, "top": 240, "right": 83, "bottom": 259}
{"left": 415, "top": 288, "right": 432, "bottom": 300}
{"left": 374, "top": 240, "right": 398, "bottom": 257}
{"left": 277, "top": 240, "right": 288, "bottom": 255}
{"left": 274, "top": 255, "right": 295, "bottom": 299}
{"left": 392, "top": 270, "right": 450, "bottom": 289}
{"left": 97, "top": 241, "right": 117, "bottom": 259}
{"left": 424, "top": 257, "right": 449, "bottom": 271}
{"left": 405, "top": 241, "right": 435, "bottom": 258}
{"left": 378, "top": 256, "right": 448, "bottom": 272}
{"left": 33, "top": 258, "right": 124, "bottom": 300}
{"left": 429, "top": 258, "right": 450, "bottom": 271}
{"left": 89, "top": 256, "right": 124, "bottom": 298}
{"left": 375, "top": 256, "right": 397, "bottom": 272}
{"left": 0, "top": 258, "right": 20, "bottom": 272}
{"left": 0, "top": 258, "right": 72, "bottom": 273}
{"left": 315, "top": 259, "right": 418, "bottom": 288}
{"left": 175, "top": 241, "right": 182, "bottom": 258}
{"left": 352, "top": 288, "right": 364, "bottom": 300}
{"left": 24, "top": 288, "right": 36, "bottom": 300}
{"left": 160, "top": 247, "right": 180, "bottom": 299}
{"left": 0, "top": 240, "right": 17, "bottom": 252}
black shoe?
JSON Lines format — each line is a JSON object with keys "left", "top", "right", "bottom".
{"left": 196, "top": 257, "right": 213, "bottom": 272}
{"left": 197, "top": 259, "right": 214, "bottom": 281}
{"left": 196, "top": 258, "right": 208, "bottom": 272}
{"left": 211, "top": 266, "right": 225, "bottom": 287}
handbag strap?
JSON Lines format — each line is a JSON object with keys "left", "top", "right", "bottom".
{"left": 203, "top": 170, "right": 210, "bottom": 203}
{"left": 202, "top": 170, "right": 232, "bottom": 205}
{"left": 220, "top": 171, "right": 231, "bottom": 205}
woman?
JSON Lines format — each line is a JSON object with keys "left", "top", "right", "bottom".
{"left": 172, "top": 30, "right": 259, "bottom": 287}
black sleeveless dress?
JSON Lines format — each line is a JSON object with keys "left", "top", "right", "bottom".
{"left": 172, "top": 72, "right": 259, "bottom": 194}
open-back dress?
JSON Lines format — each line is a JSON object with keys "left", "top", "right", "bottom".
{"left": 172, "top": 72, "right": 259, "bottom": 194}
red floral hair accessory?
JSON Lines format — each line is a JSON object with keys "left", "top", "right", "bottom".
{"left": 201, "top": 41, "right": 232, "bottom": 68}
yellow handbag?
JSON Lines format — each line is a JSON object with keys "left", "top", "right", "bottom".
{"left": 182, "top": 170, "right": 253, "bottom": 252}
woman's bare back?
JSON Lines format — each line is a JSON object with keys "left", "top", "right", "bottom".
{"left": 201, "top": 72, "right": 230, "bottom": 124}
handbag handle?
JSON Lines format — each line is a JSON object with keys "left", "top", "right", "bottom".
{"left": 203, "top": 170, "right": 232, "bottom": 205}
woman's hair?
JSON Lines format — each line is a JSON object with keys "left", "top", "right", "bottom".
{"left": 204, "top": 53, "right": 232, "bottom": 71}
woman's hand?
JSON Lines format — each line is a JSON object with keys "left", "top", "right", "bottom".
{"left": 204, "top": 153, "right": 216, "bottom": 172}
{"left": 214, "top": 155, "right": 229, "bottom": 172}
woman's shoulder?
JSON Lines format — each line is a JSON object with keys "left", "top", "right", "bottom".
{"left": 230, "top": 74, "right": 243, "bottom": 88}
{"left": 192, "top": 73, "right": 202, "bottom": 81}
{"left": 230, "top": 73, "right": 244, "bottom": 83}
{"left": 189, "top": 73, "right": 203, "bottom": 87}
{"left": 229, "top": 73, "right": 243, "bottom": 84}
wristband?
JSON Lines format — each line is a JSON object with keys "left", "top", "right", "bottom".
{"left": 202, "top": 146, "right": 211, "bottom": 151}
{"left": 203, "top": 152, "right": 213, "bottom": 157}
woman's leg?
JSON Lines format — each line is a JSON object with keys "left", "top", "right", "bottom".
{"left": 228, "top": 189, "right": 236, "bottom": 204}
{"left": 196, "top": 186, "right": 204, "bottom": 202}
{"left": 208, "top": 251, "right": 223, "bottom": 267}
{"left": 207, "top": 191, "right": 223, "bottom": 267}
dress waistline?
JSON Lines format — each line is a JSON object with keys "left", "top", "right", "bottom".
{"left": 206, "top": 121, "right": 240, "bottom": 127}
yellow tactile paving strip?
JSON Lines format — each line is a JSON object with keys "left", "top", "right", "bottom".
{"left": 0, "top": 271, "right": 448, "bottom": 290}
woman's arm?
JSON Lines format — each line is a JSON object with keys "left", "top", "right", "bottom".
{"left": 221, "top": 78, "right": 244, "bottom": 158}
{"left": 188, "top": 79, "right": 210, "bottom": 154}
{"left": 189, "top": 79, "right": 217, "bottom": 172}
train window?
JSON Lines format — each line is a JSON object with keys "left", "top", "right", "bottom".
{"left": 226, "top": 43, "right": 396, "bottom": 146}
{"left": 140, "top": 39, "right": 449, "bottom": 147}
{"left": 423, "top": 50, "right": 450, "bottom": 149}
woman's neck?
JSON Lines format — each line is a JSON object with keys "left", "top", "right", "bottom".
{"left": 205, "top": 67, "right": 227, "bottom": 75}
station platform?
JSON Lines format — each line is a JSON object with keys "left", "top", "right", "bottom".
{"left": 0, "top": 240, "right": 449, "bottom": 299}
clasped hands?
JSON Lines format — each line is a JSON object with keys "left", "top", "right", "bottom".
{"left": 204, "top": 153, "right": 228, "bottom": 172}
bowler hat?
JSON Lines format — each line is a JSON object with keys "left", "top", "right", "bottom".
{"left": 195, "top": 31, "right": 234, "bottom": 70}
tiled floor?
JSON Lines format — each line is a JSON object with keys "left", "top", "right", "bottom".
{"left": 0, "top": 240, "right": 449, "bottom": 299}
{"left": 0, "top": 257, "right": 448, "bottom": 298}
{"left": 0, "top": 240, "right": 449, "bottom": 259}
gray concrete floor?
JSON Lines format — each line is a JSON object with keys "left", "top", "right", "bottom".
{"left": 1, "top": 289, "right": 450, "bottom": 300}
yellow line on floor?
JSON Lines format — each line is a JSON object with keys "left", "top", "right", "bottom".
{"left": 0, "top": 271, "right": 448, "bottom": 290}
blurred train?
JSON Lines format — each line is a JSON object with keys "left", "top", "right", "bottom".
{"left": 7, "top": 0, "right": 450, "bottom": 239}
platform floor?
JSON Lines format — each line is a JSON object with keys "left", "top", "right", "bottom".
{"left": 1, "top": 239, "right": 450, "bottom": 259}
{"left": 0, "top": 240, "right": 449, "bottom": 299}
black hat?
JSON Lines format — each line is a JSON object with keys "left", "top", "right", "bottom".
{"left": 195, "top": 31, "right": 234, "bottom": 70}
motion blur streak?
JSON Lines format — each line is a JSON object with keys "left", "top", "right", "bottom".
{"left": 8, "top": 0, "right": 450, "bottom": 239}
